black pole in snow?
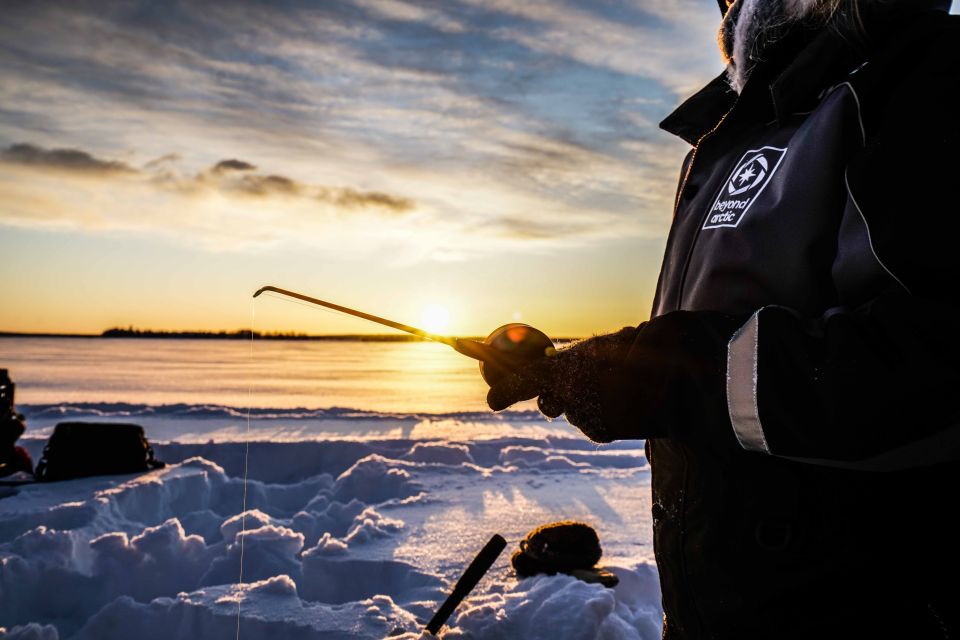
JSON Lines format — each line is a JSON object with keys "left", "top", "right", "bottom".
{"left": 425, "top": 534, "right": 507, "bottom": 635}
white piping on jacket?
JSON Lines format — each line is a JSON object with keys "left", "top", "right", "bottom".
{"left": 839, "top": 81, "right": 912, "bottom": 294}
{"left": 726, "top": 310, "right": 771, "bottom": 454}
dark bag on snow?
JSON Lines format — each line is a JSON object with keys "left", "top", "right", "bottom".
{"left": 511, "top": 520, "right": 618, "bottom": 587}
{"left": 35, "top": 422, "right": 165, "bottom": 482}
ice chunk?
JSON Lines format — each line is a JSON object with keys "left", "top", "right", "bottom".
{"left": 403, "top": 442, "right": 474, "bottom": 465}
{"left": 246, "top": 574, "right": 298, "bottom": 598}
{"left": 499, "top": 446, "right": 587, "bottom": 471}
{"left": 334, "top": 455, "right": 420, "bottom": 504}
{"left": 91, "top": 518, "right": 213, "bottom": 602}
{"left": 291, "top": 499, "right": 366, "bottom": 546}
{"left": 8, "top": 528, "right": 76, "bottom": 570}
{"left": 200, "top": 525, "right": 304, "bottom": 587}
{"left": 344, "top": 507, "right": 404, "bottom": 545}
{"left": 308, "top": 533, "right": 348, "bottom": 556}
{"left": 219, "top": 509, "right": 275, "bottom": 542}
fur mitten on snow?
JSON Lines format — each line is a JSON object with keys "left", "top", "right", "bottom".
{"left": 511, "top": 521, "right": 602, "bottom": 577}
{"left": 486, "top": 311, "right": 742, "bottom": 443}
{"left": 511, "top": 521, "right": 619, "bottom": 587}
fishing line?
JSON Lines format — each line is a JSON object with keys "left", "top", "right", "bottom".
{"left": 235, "top": 301, "right": 255, "bottom": 640}
{"left": 256, "top": 291, "right": 361, "bottom": 322}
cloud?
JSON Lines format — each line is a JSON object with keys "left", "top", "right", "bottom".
{"left": 0, "top": 143, "right": 415, "bottom": 217}
{"left": 353, "top": 0, "right": 466, "bottom": 33}
{"left": 0, "top": 143, "right": 135, "bottom": 175}
{"left": 325, "top": 187, "right": 413, "bottom": 212}
{"left": 212, "top": 158, "right": 257, "bottom": 173}
{"left": 489, "top": 216, "right": 590, "bottom": 241}
{"left": 209, "top": 164, "right": 415, "bottom": 212}
{"left": 144, "top": 153, "right": 181, "bottom": 170}
{"left": 457, "top": 0, "right": 721, "bottom": 95}
{"left": 231, "top": 173, "right": 301, "bottom": 196}
{"left": 203, "top": 159, "right": 414, "bottom": 213}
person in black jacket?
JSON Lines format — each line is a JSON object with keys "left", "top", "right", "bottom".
{"left": 0, "top": 369, "right": 33, "bottom": 478}
{"left": 487, "top": 1, "right": 960, "bottom": 638}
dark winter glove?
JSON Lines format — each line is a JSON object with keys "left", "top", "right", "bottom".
{"left": 486, "top": 326, "right": 638, "bottom": 440}
{"left": 486, "top": 311, "right": 743, "bottom": 443}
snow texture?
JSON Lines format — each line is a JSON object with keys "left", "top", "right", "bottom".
{"left": 3, "top": 406, "right": 654, "bottom": 639}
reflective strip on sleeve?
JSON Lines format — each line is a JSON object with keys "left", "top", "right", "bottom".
{"left": 726, "top": 310, "right": 771, "bottom": 454}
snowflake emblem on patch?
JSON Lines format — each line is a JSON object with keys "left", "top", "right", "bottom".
{"left": 703, "top": 146, "right": 787, "bottom": 229}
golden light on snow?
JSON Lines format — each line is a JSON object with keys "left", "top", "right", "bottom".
{"left": 421, "top": 304, "right": 451, "bottom": 335}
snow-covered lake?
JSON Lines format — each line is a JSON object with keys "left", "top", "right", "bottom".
{"left": 1, "top": 337, "right": 512, "bottom": 413}
{"left": 0, "top": 338, "right": 659, "bottom": 639}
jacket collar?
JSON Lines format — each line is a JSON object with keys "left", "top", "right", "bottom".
{"left": 662, "top": 0, "right": 954, "bottom": 146}
{"left": 767, "top": 25, "right": 861, "bottom": 123}
{"left": 658, "top": 73, "right": 736, "bottom": 147}
{"left": 660, "top": 25, "right": 855, "bottom": 146}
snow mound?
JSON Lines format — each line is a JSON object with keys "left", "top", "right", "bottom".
{"left": 246, "top": 574, "right": 298, "bottom": 597}
{"left": 403, "top": 442, "right": 474, "bottom": 465}
{"left": 90, "top": 518, "right": 213, "bottom": 601}
{"left": 334, "top": 455, "right": 421, "bottom": 503}
{"left": 309, "top": 532, "right": 348, "bottom": 556}
{"left": 292, "top": 498, "right": 367, "bottom": 546}
{"left": 446, "top": 564, "right": 662, "bottom": 640}
{"left": 344, "top": 506, "right": 405, "bottom": 544}
{"left": 201, "top": 524, "right": 305, "bottom": 586}
{"left": 499, "top": 446, "right": 588, "bottom": 471}
{"left": 219, "top": 509, "right": 276, "bottom": 541}
{"left": 0, "top": 623, "right": 59, "bottom": 640}
{"left": 72, "top": 585, "right": 419, "bottom": 640}
{"left": 3, "top": 420, "right": 653, "bottom": 639}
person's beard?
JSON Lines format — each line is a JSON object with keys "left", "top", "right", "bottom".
{"left": 719, "top": 0, "right": 823, "bottom": 93}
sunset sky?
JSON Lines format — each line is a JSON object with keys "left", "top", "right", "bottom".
{"left": 0, "top": 0, "right": 731, "bottom": 337}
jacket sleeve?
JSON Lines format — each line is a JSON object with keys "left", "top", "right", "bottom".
{"left": 726, "top": 296, "right": 960, "bottom": 470}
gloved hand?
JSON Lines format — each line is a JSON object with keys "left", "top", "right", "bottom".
{"left": 486, "top": 311, "right": 742, "bottom": 443}
{"left": 486, "top": 325, "right": 638, "bottom": 441}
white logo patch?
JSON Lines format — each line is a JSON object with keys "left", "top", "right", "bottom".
{"left": 703, "top": 146, "right": 787, "bottom": 229}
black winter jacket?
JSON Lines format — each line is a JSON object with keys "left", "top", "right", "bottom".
{"left": 634, "top": 4, "right": 960, "bottom": 639}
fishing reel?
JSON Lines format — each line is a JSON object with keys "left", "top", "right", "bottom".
{"left": 476, "top": 324, "right": 556, "bottom": 388}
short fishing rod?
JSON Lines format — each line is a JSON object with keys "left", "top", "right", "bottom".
{"left": 252, "top": 285, "right": 556, "bottom": 386}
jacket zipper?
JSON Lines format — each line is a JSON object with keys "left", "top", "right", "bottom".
{"left": 672, "top": 107, "right": 737, "bottom": 312}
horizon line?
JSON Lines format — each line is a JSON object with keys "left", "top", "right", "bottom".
{"left": 0, "top": 329, "right": 582, "bottom": 341}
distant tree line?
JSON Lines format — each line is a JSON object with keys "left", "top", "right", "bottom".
{"left": 2, "top": 328, "right": 578, "bottom": 342}
{"left": 99, "top": 327, "right": 427, "bottom": 341}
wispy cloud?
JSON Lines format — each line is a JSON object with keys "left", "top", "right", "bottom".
{"left": 211, "top": 159, "right": 257, "bottom": 174}
{"left": 0, "top": 143, "right": 415, "bottom": 232}
{"left": 0, "top": 143, "right": 136, "bottom": 175}
{"left": 0, "top": 0, "right": 723, "bottom": 257}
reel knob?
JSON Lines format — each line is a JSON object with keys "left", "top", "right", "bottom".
{"left": 478, "top": 323, "right": 555, "bottom": 387}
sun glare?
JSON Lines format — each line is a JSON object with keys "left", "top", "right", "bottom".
{"left": 421, "top": 304, "right": 451, "bottom": 335}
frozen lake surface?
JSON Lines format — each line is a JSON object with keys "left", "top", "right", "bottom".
{"left": 0, "top": 337, "right": 518, "bottom": 414}
{"left": 0, "top": 338, "right": 658, "bottom": 639}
